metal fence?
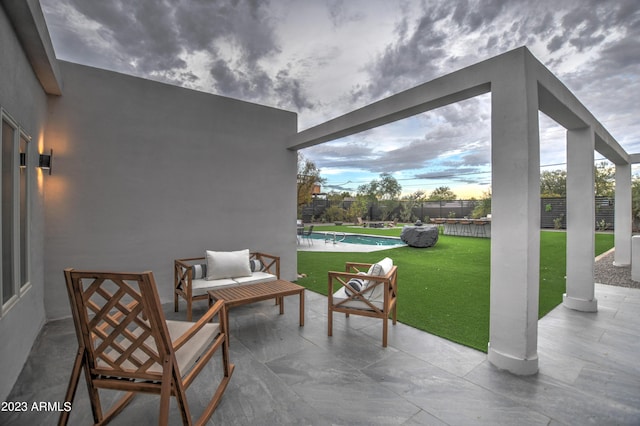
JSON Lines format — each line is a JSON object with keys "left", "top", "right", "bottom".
{"left": 540, "top": 197, "right": 615, "bottom": 230}
{"left": 301, "top": 197, "right": 617, "bottom": 230}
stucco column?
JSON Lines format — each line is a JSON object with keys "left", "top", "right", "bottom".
{"left": 614, "top": 163, "right": 632, "bottom": 266}
{"left": 487, "top": 57, "right": 540, "bottom": 375}
{"left": 563, "top": 128, "right": 597, "bottom": 312}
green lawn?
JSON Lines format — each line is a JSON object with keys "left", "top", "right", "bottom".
{"left": 296, "top": 227, "right": 614, "bottom": 352}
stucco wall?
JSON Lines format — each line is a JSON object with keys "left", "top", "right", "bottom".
{"left": 0, "top": 4, "right": 48, "bottom": 402}
{"left": 44, "top": 62, "right": 298, "bottom": 320}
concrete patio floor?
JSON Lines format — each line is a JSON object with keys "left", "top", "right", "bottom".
{"left": 2, "top": 284, "right": 639, "bottom": 425}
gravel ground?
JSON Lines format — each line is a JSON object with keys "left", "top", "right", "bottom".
{"left": 594, "top": 249, "right": 640, "bottom": 289}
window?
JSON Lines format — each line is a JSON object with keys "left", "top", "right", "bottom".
{"left": 1, "top": 110, "right": 31, "bottom": 313}
{"left": 19, "top": 132, "right": 30, "bottom": 289}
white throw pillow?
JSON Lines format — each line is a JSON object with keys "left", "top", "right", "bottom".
{"left": 367, "top": 262, "right": 384, "bottom": 277}
{"left": 360, "top": 257, "right": 393, "bottom": 300}
{"left": 375, "top": 257, "right": 393, "bottom": 275}
{"left": 206, "top": 249, "right": 251, "bottom": 280}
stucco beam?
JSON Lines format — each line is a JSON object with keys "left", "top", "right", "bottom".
{"left": 594, "top": 132, "right": 629, "bottom": 165}
{"left": 2, "top": 0, "right": 62, "bottom": 95}
{"left": 534, "top": 63, "right": 627, "bottom": 165}
{"left": 537, "top": 83, "right": 587, "bottom": 130}
{"left": 288, "top": 82, "right": 490, "bottom": 150}
{"left": 627, "top": 153, "right": 640, "bottom": 164}
{"left": 286, "top": 46, "right": 534, "bottom": 151}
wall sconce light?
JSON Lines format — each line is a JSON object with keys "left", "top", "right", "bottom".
{"left": 38, "top": 149, "right": 52, "bottom": 175}
{"left": 19, "top": 152, "right": 26, "bottom": 168}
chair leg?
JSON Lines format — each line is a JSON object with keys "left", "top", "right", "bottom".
{"left": 198, "top": 364, "right": 235, "bottom": 426}
{"left": 197, "top": 334, "right": 235, "bottom": 426}
{"left": 186, "top": 298, "right": 192, "bottom": 322}
{"left": 84, "top": 364, "right": 104, "bottom": 423}
{"left": 58, "top": 349, "right": 85, "bottom": 426}
{"left": 382, "top": 317, "right": 388, "bottom": 347}
{"left": 159, "top": 361, "right": 174, "bottom": 426}
{"left": 171, "top": 368, "right": 191, "bottom": 426}
{"left": 99, "top": 392, "right": 136, "bottom": 425}
{"left": 174, "top": 291, "right": 179, "bottom": 312}
{"left": 328, "top": 308, "right": 333, "bottom": 337}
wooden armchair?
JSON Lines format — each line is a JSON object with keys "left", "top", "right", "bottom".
{"left": 59, "top": 269, "right": 234, "bottom": 426}
{"left": 328, "top": 258, "right": 398, "bottom": 347}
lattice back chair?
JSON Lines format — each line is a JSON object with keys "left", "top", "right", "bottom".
{"left": 328, "top": 258, "right": 398, "bottom": 347}
{"left": 59, "top": 269, "right": 234, "bottom": 426}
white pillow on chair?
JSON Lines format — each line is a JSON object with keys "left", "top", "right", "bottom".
{"left": 361, "top": 257, "right": 393, "bottom": 300}
{"left": 205, "top": 249, "right": 251, "bottom": 280}
{"left": 373, "top": 257, "right": 393, "bottom": 275}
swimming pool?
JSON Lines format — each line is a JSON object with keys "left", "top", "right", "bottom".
{"left": 309, "top": 232, "right": 404, "bottom": 246}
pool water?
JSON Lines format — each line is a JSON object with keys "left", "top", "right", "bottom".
{"left": 309, "top": 232, "right": 404, "bottom": 246}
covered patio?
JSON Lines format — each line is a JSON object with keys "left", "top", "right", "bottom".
{"left": 3, "top": 282, "right": 639, "bottom": 425}
{"left": 2, "top": 2, "right": 640, "bottom": 423}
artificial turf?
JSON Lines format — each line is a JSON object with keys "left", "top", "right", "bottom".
{"left": 296, "top": 228, "right": 614, "bottom": 352}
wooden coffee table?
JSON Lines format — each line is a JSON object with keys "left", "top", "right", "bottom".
{"left": 207, "top": 280, "right": 305, "bottom": 332}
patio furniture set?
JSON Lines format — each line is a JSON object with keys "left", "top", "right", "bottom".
{"left": 58, "top": 249, "right": 398, "bottom": 425}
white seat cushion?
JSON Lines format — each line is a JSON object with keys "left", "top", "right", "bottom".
{"left": 232, "top": 272, "right": 277, "bottom": 285}
{"left": 190, "top": 272, "right": 278, "bottom": 296}
{"left": 99, "top": 320, "right": 220, "bottom": 377}
{"left": 192, "top": 277, "right": 237, "bottom": 296}
{"left": 332, "top": 286, "right": 385, "bottom": 310}
{"left": 165, "top": 320, "right": 220, "bottom": 376}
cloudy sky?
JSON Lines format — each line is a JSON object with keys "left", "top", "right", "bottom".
{"left": 40, "top": 0, "right": 640, "bottom": 197}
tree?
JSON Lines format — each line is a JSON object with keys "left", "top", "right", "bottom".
{"left": 402, "top": 190, "right": 427, "bottom": 202}
{"left": 399, "top": 190, "right": 427, "bottom": 222}
{"left": 346, "top": 195, "right": 369, "bottom": 222}
{"left": 427, "top": 186, "right": 457, "bottom": 201}
{"left": 357, "top": 173, "right": 402, "bottom": 221}
{"left": 471, "top": 189, "right": 491, "bottom": 218}
{"left": 540, "top": 170, "right": 566, "bottom": 197}
{"left": 357, "top": 172, "right": 402, "bottom": 201}
{"left": 297, "top": 153, "right": 325, "bottom": 209}
{"left": 540, "top": 162, "right": 615, "bottom": 198}
{"left": 595, "top": 161, "right": 615, "bottom": 197}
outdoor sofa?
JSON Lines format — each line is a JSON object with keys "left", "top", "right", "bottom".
{"left": 175, "top": 249, "right": 280, "bottom": 320}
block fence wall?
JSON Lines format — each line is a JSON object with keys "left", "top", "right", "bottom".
{"left": 301, "top": 196, "right": 617, "bottom": 230}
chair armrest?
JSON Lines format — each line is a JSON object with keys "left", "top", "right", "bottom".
{"left": 252, "top": 252, "right": 280, "bottom": 278}
{"left": 172, "top": 299, "right": 227, "bottom": 352}
{"left": 174, "top": 257, "right": 207, "bottom": 293}
{"left": 345, "top": 262, "right": 373, "bottom": 273}
{"left": 176, "top": 256, "right": 207, "bottom": 264}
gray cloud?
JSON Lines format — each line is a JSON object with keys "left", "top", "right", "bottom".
{"left": 452, "top": 0, "right": 507, "bottom": 32}
{"left": 414, "top": 166, "right": 487, "bottom": 184}
{"left": 67, "top": 0, "right": 187, "bottom": 73}
{"left": 40, "top": 0, "right": 640, "bottom": 186}
{"left": 41, "top": 0, "right": 315, "bottom": 112}
{"left": 325, "top": 0, "right": 365, "bottom": 27}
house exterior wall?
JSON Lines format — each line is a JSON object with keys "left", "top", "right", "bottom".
{"left": 0, "top": 3, "right": 48, "bottom": 402}
{"left": 44, "top": 61, "right": 298, "bottom": 320}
